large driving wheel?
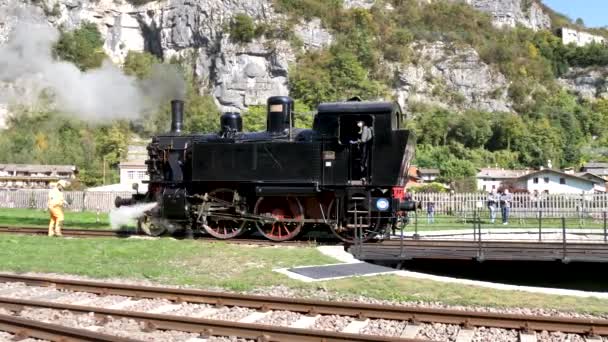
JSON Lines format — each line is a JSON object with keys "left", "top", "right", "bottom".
{"left": 138, "top": 215, "right": 166, "bottom": 237}
{"left": 202, "top": 188, "right": 247, "bottom": 239}
{"left": 328, "top": 198, "right": 382, "bottom": 243}
{"left": 254, "top": 196, "right": 304, "bottom": 241}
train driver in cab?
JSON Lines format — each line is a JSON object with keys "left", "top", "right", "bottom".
{"left": 351, "top": 120, "right": 373, "bottom": 181}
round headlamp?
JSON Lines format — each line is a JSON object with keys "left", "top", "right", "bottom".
{"left": 376, "top": 198, "right": 390, "bottom": 211}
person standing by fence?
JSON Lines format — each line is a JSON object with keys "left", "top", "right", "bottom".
{"left": 487, "top": 189, "right": 499, "bottom": 223}
{"left": 426, "top": 199, "right": 435, "bottom": 224}
{"left": 48, "top": 180, "right": 67, "bottom": 237}
{"left": 500, "top": 189, "right": 513, "bottom": 225}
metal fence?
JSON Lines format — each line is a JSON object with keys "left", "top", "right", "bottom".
{"left": 0, "top": 190, "right": 134, "bottom": 212}
{"left": 398, "top": 209, "right": 608, "bottom": 244}
{"left": 413, "top": 192, "right": 608, "bottom": 218}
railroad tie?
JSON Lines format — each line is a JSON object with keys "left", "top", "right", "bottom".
{"left": 341, "top": 319, "right": 370, "bottom": 334}
{"left": 145, "top": 304, "right": 183, "bottom": 314}
{"left": 191, "top": 308, "right": 219, "bottom": 318}
{"left": 107, "top": 299, "right": 138, "bottom": 310}
{"left": 584, "top": 337, "right": 604, "bottom": 342}
{"left": 400, "top": 324, "right": 421, "bottom": 339}
{"left": 289, "top": 315, "right": 319, "bottom": 329}
{"left": 238, "top": 311, "right": 271, "bottom": 324}
{"left": 519, "top": 332, "right": 537, "bottom": 342}
{"left": 71, "top": 298, "right": 97, "bottom": 306}
{"left": 0, "top": 286, "right": 28, "bottom": 296}
{"left": 455, "top": 329, "right": 475, "bottom": 342}
{"left": 28, "top": 291, "right": 68, "bottom": 301}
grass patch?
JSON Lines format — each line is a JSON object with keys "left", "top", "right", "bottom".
{"left": 1, "top": 235, "right": 607, "bottom": 315}
{"left": 0, "top": 235, "right": 335, "bottom": 290}
{"left": 0, "top": 208, "right": 110, "bottom": 229}
{"left": 324, "top": 275, "right": 608, "bottom": 315}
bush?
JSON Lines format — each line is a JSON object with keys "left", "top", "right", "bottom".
{"left": 229, "top": 14, "right": 258, "bottom": 43}
{"left": 408, "top": 183, "right": 448, "bottom": 193}
{"left": 123, "top": 51, "right": 160, "bottom": 79}
{"left": 53, "top": 22, "right": 106, "bottom": 71}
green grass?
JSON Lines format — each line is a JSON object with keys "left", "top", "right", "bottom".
{"left": 0, "top": 208, "right": 110, "bottom": 229}
{"left": 1, "top": 235, "right": 608, "bottom": 315}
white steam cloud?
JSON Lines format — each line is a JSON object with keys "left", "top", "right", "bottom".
{"left": 0, "top": 5, "right": 185, "bottom": 122}
{"left": 109, "top": 202, "right": 158, "bottom": 230}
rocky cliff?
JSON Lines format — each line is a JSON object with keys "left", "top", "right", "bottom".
{"left": 0, "top": 0, "right": 590, "bottom": 124}
{"left": 559, "top": 67, "right": 608, "bottom": 100}
{"left": 394, "top": 41, "right": 512, "bottom": 113}
{"left": 460, "top": 0, "right": 550, "bottom": 30}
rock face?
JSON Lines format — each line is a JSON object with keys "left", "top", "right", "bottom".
{"left": 426, "top": 0, "right": 550, "bottom": 30}
{"left": 0, "top": 0, "right": 543, "bottom": 117}
{"left": 0, "top": 0, "right": 317, "bottom": 111}
{"left": 53, "top": 0, "right": 301, "bottom": 111}
{"left": 395, "top": 42, "right": 512, "bottom": 113}
{"left": 559, "top": 67, "right": 608, "bottom": 100}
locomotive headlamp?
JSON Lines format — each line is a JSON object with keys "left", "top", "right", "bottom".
{"left": 376, "top": 198, "right": 390, "bottom": 211}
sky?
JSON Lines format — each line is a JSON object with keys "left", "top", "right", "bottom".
{"left": 542, "top": 0, "right": 608, "bottom": 28}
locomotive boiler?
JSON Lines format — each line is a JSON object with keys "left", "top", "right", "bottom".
{"left": 116, "top": 96, "right": 416, "bottom": 242}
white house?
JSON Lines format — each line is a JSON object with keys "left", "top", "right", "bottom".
{"left": 515, "top": 169, "right": 606, "bottom": 194}
{"left": 560, "top": 27, "right": 606, "bottom": 47}
{"left": 418, "top": 168, "right": 440, "bottom": 183}
{"left": 118, "top": 160, "right": 148, "bottom": 192}
{"left": 0, "top": 164, "right": 77, "bottom": 189}
{"left": 88, "top": 141, "right": 148, "bottom": 192}
{"left": 581, "top": 162, "right": 608, "bottom": 179}
{"left": 476, "top": 168, "right": 531, "bottom": 192}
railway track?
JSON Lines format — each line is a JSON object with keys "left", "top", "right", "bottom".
{"left": 0, "top": 225, "right": 327, "bottom": 246}
{"left": 0, "top": 313, "right": 139, "bottom": 341}
{"left": 0, "top": 274, "right": 605, "bottom": 342}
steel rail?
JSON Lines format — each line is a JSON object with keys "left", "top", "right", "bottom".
{"left": 0, "top": 226, "right": 133, "bottom": 237}
{"left": 0, "top": 274, "right": 606, "bottom": 335}
{"left": 0, "top": 313, "right": 140, "bottom": 342}
{"left": 0, "top": 297, "right": 426, "bottom": 342}
{"left": 379, "top": 240, "right": 608, "bottom": 248}
{"left": 0, "top": 226, "right": 325, "bottom": 246}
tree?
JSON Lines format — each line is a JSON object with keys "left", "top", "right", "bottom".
{"left": 229, "top": 14, "right": 257, "bottom": 43}
{"left": 124, "top": 51, "right": 160, "bottom": 79}
{"left": 412, "top": 108, "right": 452, "bottom": 146}
{"left": 448, "top": 111, "right": 492, "bottom": 148}
{"left": 53, "top": 22, "right": 106, "bottom": 70}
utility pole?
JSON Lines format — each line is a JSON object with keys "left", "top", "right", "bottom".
{"left": 102, "top": 155, "right": 106, "bottom": 185}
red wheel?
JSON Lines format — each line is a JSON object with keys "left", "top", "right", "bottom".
{"left": 254, "top": 196, "right": 303, "bottom": 241}
{"left": 202, "top": 189, "right": 247, "bottom": 239}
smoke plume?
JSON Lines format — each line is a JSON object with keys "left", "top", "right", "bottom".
{"left": 109, "top": 202, "right": 158, "bottom": 230}
{"left": 0, "top": 5, "right": 186, "bottom": 122}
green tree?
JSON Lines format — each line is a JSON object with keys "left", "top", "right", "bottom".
{"left": 449, "top": 111, "right": 493, "bottom": 148}
{"left": 53, "top": 22, "right": 106, "bottom": 70}
{"left": 123, "top": 51, "right": 160, "bottom": 79}
{"left": 229, "top": 14, "right": 257, "bottom": 43}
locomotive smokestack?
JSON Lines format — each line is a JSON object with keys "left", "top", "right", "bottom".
{"left": 170, "top": 100, "right": 184, "bottom": 133}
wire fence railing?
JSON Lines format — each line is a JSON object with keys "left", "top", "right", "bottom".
{"left": 412, "top": 192, "right": 608, "bottom": 218}
{"left": 400, "top": 209, "right": 608, "bottom": 243}
{"left": 0, "top": 190, "right": 134, "bottom": 213}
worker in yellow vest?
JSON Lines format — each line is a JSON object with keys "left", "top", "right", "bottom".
{"left": 48, "top": 180, "right": 68, "bottom": 237}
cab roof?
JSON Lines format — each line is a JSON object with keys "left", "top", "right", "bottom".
{"left": 316, "top": 101, "right": 399, "bottom": 116}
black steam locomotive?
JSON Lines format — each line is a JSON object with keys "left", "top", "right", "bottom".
{"left": 116, "top": 96, "right": 416, "bottom": 242}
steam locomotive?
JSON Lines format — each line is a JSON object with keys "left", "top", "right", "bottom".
{"left": 116, "top": 96, "right": 416, "bottom": 242}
